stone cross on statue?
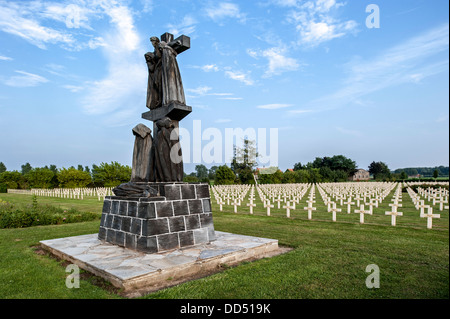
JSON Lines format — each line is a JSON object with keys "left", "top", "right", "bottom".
{"left": 142, "top": 32, "right": 192, "bottom": 123}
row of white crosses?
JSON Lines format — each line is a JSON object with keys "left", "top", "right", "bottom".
{"left": 405, "top": 184, "right": 444, "bottom": 229}
{"left": 31, "top": 187, "right": 113, "bottom": 201}
{"left": 416, "top": 186, "right": 449, "bottom": 211}
{"left": 316, "top": 184, "right": 339, "bottom": 221}
{"left": 318, "top": 182, "right": 396, "bottom": 212}
{"left": 384, "top": 183, "right": 403, "bottom": 226}
{"left": 405, "top": 181, "right": 449, "bottom": 211}
{"left": 246, "top": 186, "right": 256, "bottom": 214}
{"left": 303, "top": 185, "right": 317, "bottom": 220}
{"left": 210, "top": 184, "right": 251, "bottom": 213}
{"left": 317, "top": 182, "right": 397, "bottom": 224}
{"left": 257, "top": 183, "right": 311, "bottom": 217}
{"left": 211, "top": 182, "right": 447, "bottom": 229}
{"left": 317, "top": 184, "right": 376, "bottom": 223}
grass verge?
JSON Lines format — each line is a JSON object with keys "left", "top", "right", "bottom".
{"left": 0, "top": 192, "right": 448, "bottom": 299}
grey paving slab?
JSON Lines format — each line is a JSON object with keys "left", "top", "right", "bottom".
{"left": 40, "top": 230, "right": 279, "bottom": 295}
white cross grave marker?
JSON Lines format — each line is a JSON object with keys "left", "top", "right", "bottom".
{"left": 329, "top": 202, "right": 341, "bottom": 222}
{"left": 304, "top": 202, "right": 317, "bottom": 220}
{"left": 247, "top": 201, "right": 256, "bottom": 215}
{"left": 344, "top": 198, "right": 355, "bottom": 214}
{"left": 283, "top": 201, "right": 294, "bottom": 218}
{"left": 421, "top": 206, "right": 440, "bottom": 229}
{"left": 264, "top": 200, "right": 274, "bottom": 216}
{"left": 354, "top": 204, "right": 372, "bottom": 224}
{"left": 385, "top": 205, "right": 403, "bottom": 226}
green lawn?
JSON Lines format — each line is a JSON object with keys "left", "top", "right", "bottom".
{"left": 0, "top": 189, "right": 448, "bottom": 299}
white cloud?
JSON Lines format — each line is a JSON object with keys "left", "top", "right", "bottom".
{"left": 220, "top": 97, "right": 243, "bottom": 100}
{"left": 167, "top": 15, "right": 197, "bottom": 36}
{"left": 225, "top": 70, "right": 254, "bottom": 85}
{"left": 189, "top": 64, "right": 221, "bottom": 73}
{"left": 257, "top": 103, "right": 293, "bottom": 109}
{"left": 205, "top": 2, "right": 246, "bottom": 22}
{"left": 44, "top": 63, "right": 66, "bottom": 76}
{"left": 283, "top": 0, "right": 358, "bottom": 47}
{"left": 0, "top": 1, "right": 75, "bottom": 50}
{"left": 299, "top": 20, "right": 342, "bottom": 44}
{"left": 62, "top": 84, "right": 84, "bottom": 93}
{"left": 0, "top": 55, "right": 12, "bottom": 61}
{"left": 249, "top": 47, "right": 301, "bottom": 77}
{"left": 80, "top": 2, "right": 147, "bottom": 125}
{"left": 140, "top": 0, "right": 154, "bottom": 13}
{"left": 309, "top": 24, "right": 449, "bottom": 111}
{"left": 186, "top": 86, "right": 240, "bottom": 101}
{"left": 270, "top": 0, "right": 299, "bottom": 7}
{"left": 246, "top": 49, "right": 259, "bottom": 59}
{"left": 103, "top": 4, "right": 140, "bottom": 52}
{"left": 3, "top": 70, "right": 48, "bottom": 87}
{"left": 0, "top": 0, "right": 111, "bottom": 51}
{"left": 42, "top": 3, "right": 94, "bottom": 29}
{"left": 187, "top": 86, "right": 212, "bottom": 95}
{"left": 202, "top": 64, "right": 220, "bottom": 72}
{"left": 0, "top": 1, "right": 114, "bottom": 51}
{"left": 210, "top": 93, "right": 233, "bottom": 96}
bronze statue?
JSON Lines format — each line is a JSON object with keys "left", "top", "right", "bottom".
{"left": 145, "top": 35, "right": 187, "bottom": 110}
{"left": 113, "top": 32, "right": 191, "bottom": 197}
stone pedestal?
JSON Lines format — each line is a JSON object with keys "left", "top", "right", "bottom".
{"left": 98, "top": 183, "right": 215, "bottom": 254}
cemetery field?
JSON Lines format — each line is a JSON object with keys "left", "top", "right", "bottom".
{"left": 0, "top": 186, "right": 448, "bottom": 299}
{"left": 0, "top": 193, "right": 103, "bottom": 214}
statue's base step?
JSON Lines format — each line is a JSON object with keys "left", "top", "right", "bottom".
{"left": 40, "top": 231, "right": 281, "bottom": 297}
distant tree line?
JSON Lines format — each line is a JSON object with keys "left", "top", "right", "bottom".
{"left": 2, "top": 152, "right": 447, "bottom": 190}
{"left": 0, "top": 161, "right": 131, "bottom": 191}
{"left": 393, "top": 166, "right": 449, "bottom": 177}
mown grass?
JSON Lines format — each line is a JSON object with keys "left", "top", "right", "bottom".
{"left": 148, "top": 214, "right": 448, "bottom": 299}
{"left": 0, "top": 188, "right": 448, "bottom": 299}
{"left": 0, "top": 221, "right": 120, "bottom": 299}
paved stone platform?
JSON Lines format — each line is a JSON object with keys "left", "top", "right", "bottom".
{"left": 40, "top": 231, "right": 280, "bottom": 297}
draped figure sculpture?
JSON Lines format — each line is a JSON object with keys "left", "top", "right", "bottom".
{"left": 114, "top": 32, "right": 190, "bottom": 197}
{"left": 130, "top": 123, "right": 154, "bottom": 183}
{"left": 145, "top": 36, "right": 186, "bottom": 110}
{"left": 153, "top": 117, "right": 183, "bottom": 182}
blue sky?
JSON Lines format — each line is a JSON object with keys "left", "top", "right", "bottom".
{"left": 0, "top": 0, "right": 448, "bottom": 173}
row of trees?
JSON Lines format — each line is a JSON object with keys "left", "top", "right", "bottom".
{"left": 2, "top": 143, "right": 447, "bottom": 189}
{"left": 210, "top": 144, "right": 360, "bottom": 185}
{"left": 183, "top": 140, "right": 259, "bottom": 185}
{"left": 393, "top": 166, "right": 448, "bottom": 178}
{"left": 0, "top": 162, "right": 132, "bottom": 190}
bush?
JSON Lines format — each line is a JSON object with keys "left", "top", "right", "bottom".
{"left": 214, "top": 165, "right": 236, "bottom": 185}
{"left": 57, "top": 167, "right": 92, "bottom": 188}
{"left": 26, "top": 168, "right": 56, "bottom": 188}
{"left": 184, "top": 175, "right": 199, "bottom": 183}
{"left": 91, "top": 162, "right": 131, "bottom": 187}
{"left": 0, "top": 171, "right": 28, "bottom": 189}
{"left": 0, "top": 197, "right": 100, "bottom": 228}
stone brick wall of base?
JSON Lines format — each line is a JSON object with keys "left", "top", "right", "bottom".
{"left": 98, "top": 183, "right": 215, "bottom": 253}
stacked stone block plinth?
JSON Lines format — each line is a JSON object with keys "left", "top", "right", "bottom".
{"left": 98, "top": 183, "right": 215, "bottom": 253}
